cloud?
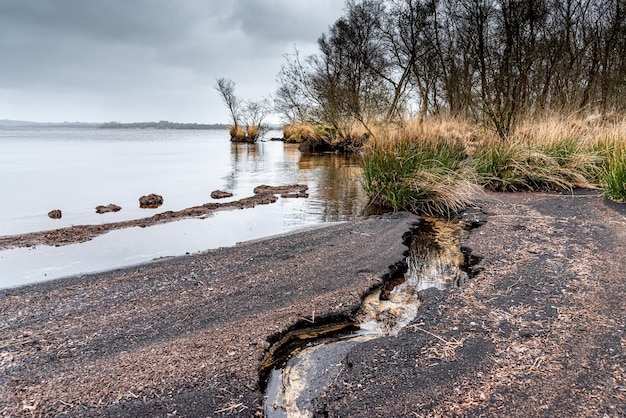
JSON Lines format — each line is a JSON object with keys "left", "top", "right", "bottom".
{"left": 0, "top": 1, "right": 344, "bottom": 123}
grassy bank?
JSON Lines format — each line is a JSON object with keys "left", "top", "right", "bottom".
{"left": 360, "top": 115, "right": 626, "bottom": 216}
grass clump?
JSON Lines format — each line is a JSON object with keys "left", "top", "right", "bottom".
{"left": 471, "top": 117, "right": 605, "bottom": 192}
{"left": 283, "top": 124, "right": 317, "bottom": 143}
{"left": 229, "top": 125, "right": 246, "bottom": 140}
{"left": 602, "top": 144, "right": 626, "bottom": 201}
{"left": 357, "top": 115, "right": 626, "bottom": 215}
{"left": 362, "top": 131, "right": 475, "bottom": 217}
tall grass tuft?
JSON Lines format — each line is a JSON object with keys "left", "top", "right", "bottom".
{"left": 601, "top": 143, "right": 626, "bottom": 201}
{"left": 472, "top": 116, "right": 605, "bottom": 191}
{"left": 229, "top": 125, "right": 246, "bottom": 140}
{"left": 246, "top": 125, "right": 260, "bottom": 140}
{"left": 284, "top": 124, "right": 309, "bottom": 143}
{"left": 360, "top": 115, "right": 626, "bottom": 213}
{"left": 362, "top": 130, "right": 475, "bottom": 217}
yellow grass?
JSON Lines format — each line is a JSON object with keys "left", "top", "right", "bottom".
{"left": 246, "top": 125, "right": 260, "bottom": 139}
{"left": 229, "top": 125, "right": 246, "bottom": 140}
{"left": 283, "top": 123, "right": 316, "bottom": 143}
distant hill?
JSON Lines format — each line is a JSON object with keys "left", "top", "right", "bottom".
{"left": 0, "top": 119, "right": 40, "bottom": 127}
{"left": 0, "top": 119, "right": 100, "bottom": 128}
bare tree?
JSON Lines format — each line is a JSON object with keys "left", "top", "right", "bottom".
{"left": 276, "top": 0, "right": 626, "bottom": 138}
{"left": 215, "top": 78, "right": 242, "bottom": 132}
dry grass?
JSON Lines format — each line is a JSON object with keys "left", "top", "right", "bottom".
{"left": 361, "top": 114, "right": 626, "bottom": 213}
{"left": 229, "top": 125, "right": 246, "bottom": 140}
{"left": 283, "top": 123, "right": 317, "bottom": 143}
{"left": 361, "top": 123, "right": 475, "bottom": 216}
{"left": 246, "top": 125, "right": 259, "bottom": 139}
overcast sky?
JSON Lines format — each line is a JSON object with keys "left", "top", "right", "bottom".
{"left": 0, "top": 0, "right": 345, "bottom": 124}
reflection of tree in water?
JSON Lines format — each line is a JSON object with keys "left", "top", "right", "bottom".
{"left": 405, "top": 218, "right": 467, "bottom": 291}
{"left": 222, "top": 142, "right": 263, "bottom": 191}
{"left": 298, "top": 152, "right": 367, "bottom": 222}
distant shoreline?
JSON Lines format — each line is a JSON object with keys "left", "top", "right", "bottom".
{"left": 0, "top": 119, "right": 231, "bottom": 130}
{"left": 99, "top": 121, "right": 229, "bottom": 130}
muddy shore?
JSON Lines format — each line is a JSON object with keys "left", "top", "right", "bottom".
{"left": 1, "top": 191, "right": 625, "bottom": 417}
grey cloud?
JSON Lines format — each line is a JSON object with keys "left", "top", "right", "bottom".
{"left": 0, "top": 1, "right": 344, "bottom": 123}
{"left": 229, "top": 0, "right": 343, "bottom": 43}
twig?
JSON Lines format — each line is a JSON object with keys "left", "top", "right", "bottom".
{"left": 301, "top": 310, "right": 315, "bottom": 324}
{"left": 410, "top": 326, "right": 449, "bottom": 344}
{"left": 214, "top": 403, "right": 247, "bottom": 414}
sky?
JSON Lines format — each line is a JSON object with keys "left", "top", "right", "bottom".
{"left": 0, "top": 0, "right": 345, "bottom": 124}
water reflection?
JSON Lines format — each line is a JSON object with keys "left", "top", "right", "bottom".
{"left": 225, "top": 141, "right": 365, "bottom": 222}
{"left": 357, "top": 218, "right": 467, "bottom": 336}
{"left": 0, "top": 129, "right": 368, "bottom": 287}
{"left": 298, "top": 153, "right": 364, "bottom": 221}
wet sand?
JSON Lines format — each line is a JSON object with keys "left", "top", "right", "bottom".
{"left": 1, "top": 191, "right": 625, "bottom": 417}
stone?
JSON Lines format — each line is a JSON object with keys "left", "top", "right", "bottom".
{"left": 139, "top": 194, "right": 163, "bottom": 209}
{"left": 48, "top": 209, "right": 62, "bottom": 219}
{"left": 96, "top": 204, "right": 122, "bottom": 214}
{"left": 211, "top": 190, "right": 233, "bottom": 199}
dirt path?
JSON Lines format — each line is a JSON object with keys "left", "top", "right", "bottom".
{"left": 1, "top": 191, "right": 625, "bottom": 417}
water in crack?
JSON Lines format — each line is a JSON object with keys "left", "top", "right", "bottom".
{"left": 263, "top": 217, "right": 470, "bottom": 417}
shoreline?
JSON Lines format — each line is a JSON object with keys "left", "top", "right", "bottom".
{"left": 1, "top": 192, "right": 625, "bottom": 416}
{"left": 0, "top": 184, "right": 309, "bottom": 251}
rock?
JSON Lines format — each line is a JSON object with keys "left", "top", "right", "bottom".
{"left": 48, "top": 209, "right": 62, "bottom": 219}
{"left": 211, "top": 190, "right": 233, "bottom": 199}
{"left": 139, "top": 194, "right": 163, "bottom": 209}
{"left": 96, "top": 204, "right": 122, "bottom": 214}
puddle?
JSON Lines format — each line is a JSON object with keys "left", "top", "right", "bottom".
{"left": 260, "top": 216, "right": 480, "bottom": 417}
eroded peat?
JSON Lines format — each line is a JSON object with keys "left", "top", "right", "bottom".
{"left": 260, "top": 214, "right": 483, "bottom": 417}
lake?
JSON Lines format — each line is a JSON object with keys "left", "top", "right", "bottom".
{"left": 0, "top": 127, "right": 366, "bottom": 288}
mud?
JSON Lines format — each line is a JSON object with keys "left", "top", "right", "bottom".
{"left": 314, "top": 190, "right": 626, "bottom": 417}
{"left": 1, "top": 191, "right": 625, "bottom": 417}
{"left": 0, "top": 184, "right": 308, "bottom": 250}
{"left": 262, "top": 217, "right": 475, "bottom": 417}
{"left": 0, "top": 212, "right": 418, "bottom": 417}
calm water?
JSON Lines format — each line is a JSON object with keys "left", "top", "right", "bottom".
{"left": 0, "top": 127, "right": 366, "bottom": 288}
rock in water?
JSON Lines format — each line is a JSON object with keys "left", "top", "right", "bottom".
{"left": 48, "top": 209, "right": 62, "bottom": 219}
{"left": 139, "top": 194, "right": 163, "bottom": 209}
{"left": 96, "top": 204, "right": 122, "bottom": 214}
{"left": 211, "top": 190, "right": 233, "bottom": 199}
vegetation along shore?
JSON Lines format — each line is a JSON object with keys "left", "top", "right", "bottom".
{"left": 211, "top": 0, "right": 626, "bottom": 216}
{"left": 269, "top": 0, "right": 626, "bottom": 216}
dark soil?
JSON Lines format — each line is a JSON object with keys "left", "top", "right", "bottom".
{"left": 0, "top": 212, "right": 419, "bottom": 417}
{"left": 1, "top": 191, "right": 625, "bottom": 417}
{"left": 315, "top": 190, "right": 626, "bottom": 417}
